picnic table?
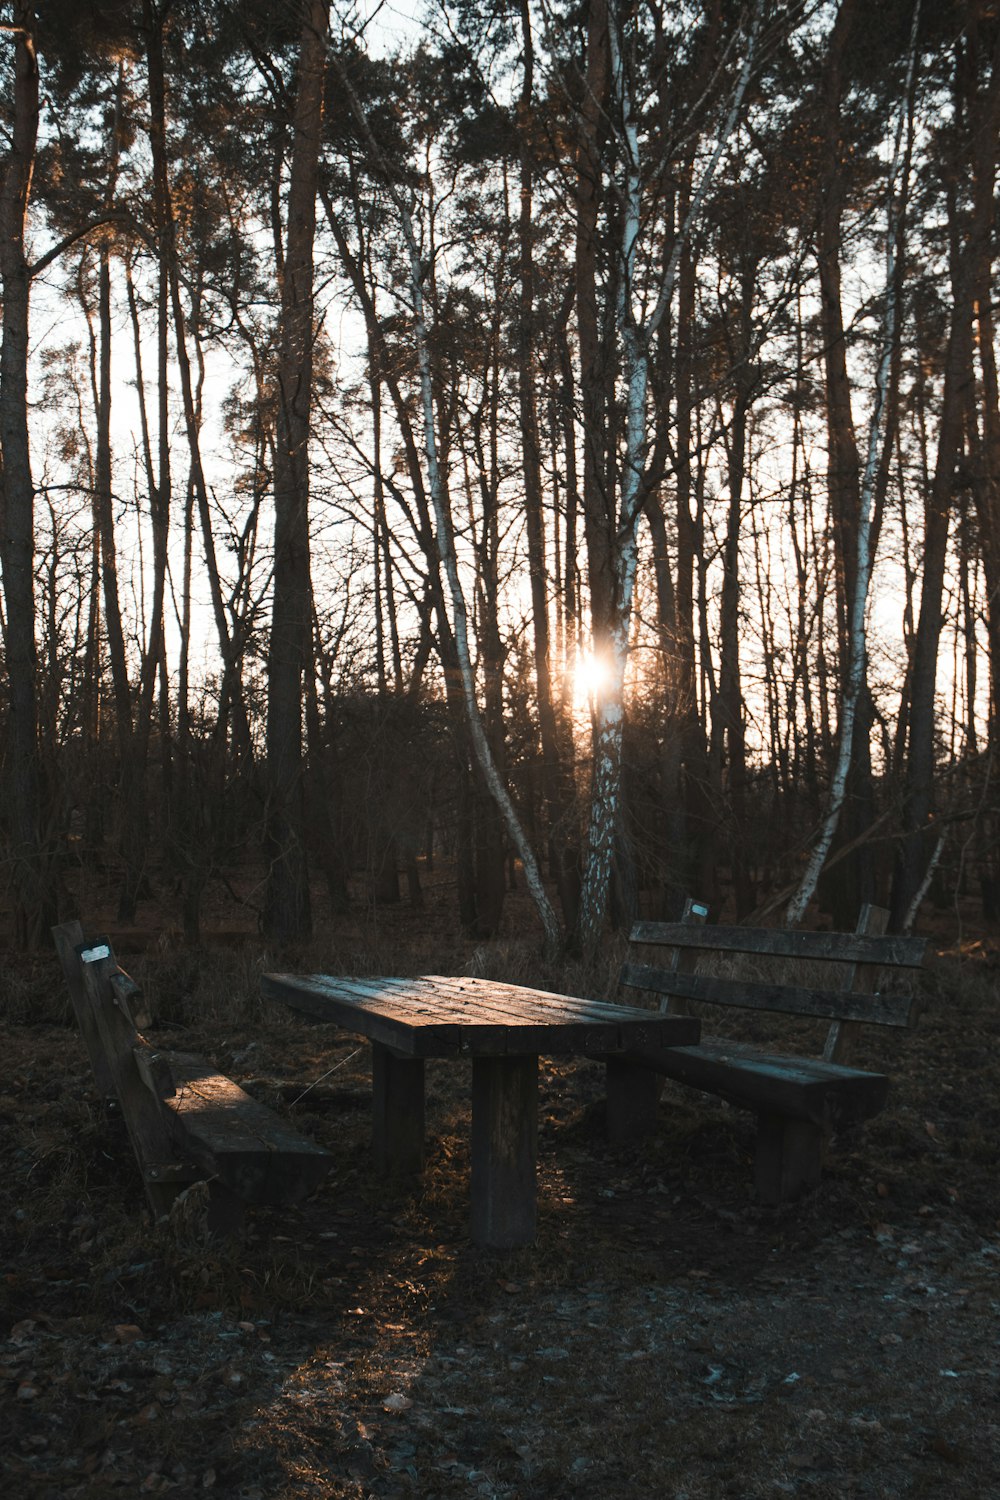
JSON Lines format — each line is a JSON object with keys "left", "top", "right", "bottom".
{"left": 261, "top": 972, "right": 700, "bottom": 1249}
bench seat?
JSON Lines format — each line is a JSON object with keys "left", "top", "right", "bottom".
{"left": 629, "top": 1038, "right": 889, "bottom": 1130}
{"left": 141, "top": 1048, "right": 333, "bottom": 1208}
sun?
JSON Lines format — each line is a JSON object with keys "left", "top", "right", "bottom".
{"left": 572, "top": 649, "right": 611, "bottom": 708}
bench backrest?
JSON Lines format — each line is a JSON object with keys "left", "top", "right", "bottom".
{"left": 621, "top": 900, "right": 927, "bottom": 1063}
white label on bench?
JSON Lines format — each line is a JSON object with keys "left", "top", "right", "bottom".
{"left": 80, "top": 944, "right": 112, "bottom": 963}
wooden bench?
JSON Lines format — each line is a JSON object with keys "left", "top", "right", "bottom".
{"left": 609, "top": 900, "right": 926, "bottom": 1204}
{"left": 53, "top": 923, "right": 332, "bottom": 1233}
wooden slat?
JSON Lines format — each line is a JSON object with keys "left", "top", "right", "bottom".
{"left": 628, "top": 1038, "right": 890, "bottom": 1129}
{"left": 263, "top": 972, "right": 698, "bottom": 1057}
{"left": 416, "top": 976, "right": 666, "bottom": 1043}
{"left": 370, "top": 977, "right": 558, "bottom": 1040}
{"left": 261, "top": 974, "right": 458, "bottom": 1055}
{"left": 649, "top": 895, "right": 707, "bottom": 1020}
{"left": 52, "top": 922, "right": 118, "bottom": 1100}
{"left": 61, "top": 935, "right": 185, "bottom": 1218}
{"left": 421, "top": 974, "right": 654, "bottom": 1024}
{"left": 629, "top": 921, "right": 926, "bottom": 968}
{"left": 823, "top": 902, "right": 889, "bottom": 1063}
{"left": 161, "top": 1056, "right": 332, "bottom": 1207}
{"left": 358, "top": 973, "right": 609, "bottom": 1030}
{"left": 132, "top": 1042, "right": 177, "bottom": 1100}
{"left": 620, "top": 964, "right": 917, "bottom": 1027}
{"left": 303, "top": 975, "right": 465, "bottom": 1025}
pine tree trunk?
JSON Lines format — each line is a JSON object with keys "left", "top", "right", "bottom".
{"left": 263, "top": 0, "right": 330, "bottom": 944}
{"left": 0, "top": 6, "right": 56, "bottom": 946}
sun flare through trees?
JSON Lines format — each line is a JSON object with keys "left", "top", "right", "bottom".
{"left": 1, "top": 0, "right": 998, "bottom": 952}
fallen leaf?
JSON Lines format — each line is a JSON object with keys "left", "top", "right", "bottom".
{"left": 928, "top": 1434, "right": 962, "bottom": 1464}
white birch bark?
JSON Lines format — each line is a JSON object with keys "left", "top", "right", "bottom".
{"left": 576, "top": 0, "right": 762, "bottom": 958}
{"left": 785, "top": 1, "right": 921, "bottom": 927}
{"left": 328, "top": 44, "right": 563, "bottom": 959}
{"left": 902, "top": 828, "right": 943, "bottom": 934}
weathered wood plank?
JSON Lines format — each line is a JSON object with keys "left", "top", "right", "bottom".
{"left": 628, "top": 1039, "right": 889, "bottom": 1129}
{"left": 823, "top": 902, "right": 889, "bottom": 1064}
{"left": 359, "top": 974, "right": 614, "bottom": 1035}
{"left": 620, "top": 964, "right": 917, "bottom": 1028}
{"left": 649, "top": 895, "right": 708, "bottom": 1020}
{"left": 630, "top": 921, "right": 926, "bottom": 968}
{"left": 425, "top": 973, "right": 671, "bottom": 1024}
{"left": 51, "top": 922, "right": 118, "bottom": 1100}
{"left": 162, "top": 1056, "right": 332, "bottom": 1207}
{"left": 470, "top": 1055, "right": 538, "bottom": 1249}
{"left": 260, "top": 974, "right": 456, "bottom": 1055}
{"left": 70, "top": 937, "right": 185, "bottom": 1218}
{"left": 132, "top": 1043, "right": 177, "bottom": 1100}
{"left": 263, "top": 972, "right": 696, "bottom": 1057}
{"left": 110, "top": 969, "right": 152, "bottom": 1030}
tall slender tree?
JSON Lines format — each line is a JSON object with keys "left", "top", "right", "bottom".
{"left": 263, "top": 0, "right": 330, "bottom": 944}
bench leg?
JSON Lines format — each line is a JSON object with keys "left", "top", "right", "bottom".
{"left": 206, "top": 1180, "right": 246, "bottom": 1237}
{"left": 372, "top": 1045, "right": 425, "bottom": 1175}
{"left": 754, "top": 1115, "right": 825, "bottom": 1204}
{"left": 471, "top": 1055, "right": 537, "bottom": 1249}
{"left": 605, "top": 1057, "right": 661, "bottom": 1144}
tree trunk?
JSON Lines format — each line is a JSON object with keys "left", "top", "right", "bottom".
{"left": 0, "top": 7, "right": 57, "bottom": 946}
{"left": 517, "top": 0, "right": 579, "bottom": 930}
{"left": 891, "top": 195, "right": 979, "bottom": 923}
{"left": 815, "top": 0, "right": 875, "bottom": 924}
{"left": 263, "top": 0, "right": 330, "bottom": 944}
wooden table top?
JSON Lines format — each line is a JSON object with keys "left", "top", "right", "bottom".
{"left": 261, "top": 972, "right": 700, "bottom": 1058}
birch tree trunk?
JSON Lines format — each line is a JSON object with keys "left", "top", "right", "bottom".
{"left": 576, "top": 0, "right": 761, "bottom": 958}
{"left": 329, "top": 48, "right": 563, "bottom": 958}
{"left": 813, "top": 0, "right": 879, "bottom": 924}
{"left": 786, "top": 0, "right": 920, "bottom": 926}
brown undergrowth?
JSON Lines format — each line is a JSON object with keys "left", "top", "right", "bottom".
{"left": 2, "top": 870, "right": 999, "bottom": 1497}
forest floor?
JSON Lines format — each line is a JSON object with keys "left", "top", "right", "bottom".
{"left": 2, "top": 868, "right": 1000, "bottom": 1498}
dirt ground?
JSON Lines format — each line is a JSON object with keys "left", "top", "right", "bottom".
{"left": 2, "top": 879, "right": 999, "bottom": 1498}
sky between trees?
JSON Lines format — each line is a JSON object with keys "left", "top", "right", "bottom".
{"left": 0, "top": 0, "right": 997, "bottom": 954}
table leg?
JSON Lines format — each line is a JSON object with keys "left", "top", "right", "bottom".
{"left": 372, "top": 1044, "right": 425, "bottom": 1175}
{"left": 470, "top": 1054, "right": 538, "bottom": 1249}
